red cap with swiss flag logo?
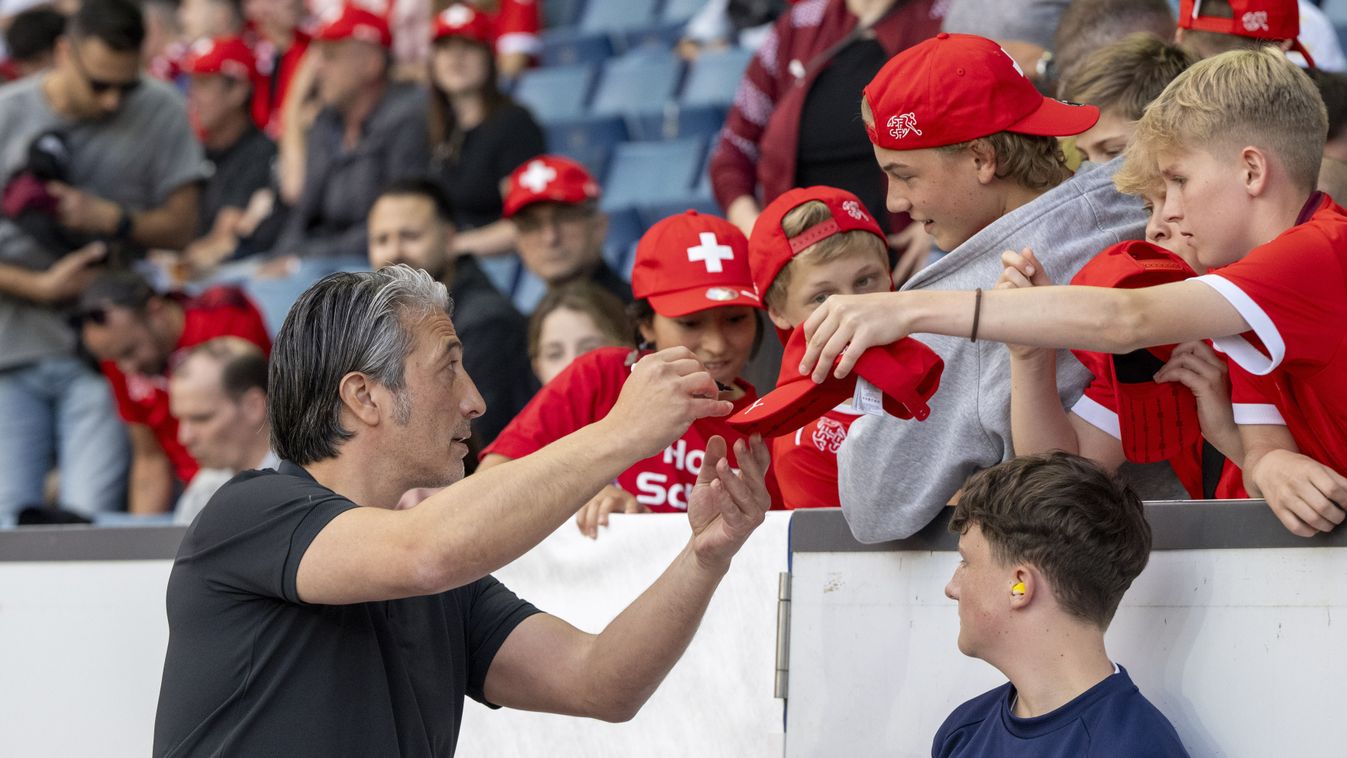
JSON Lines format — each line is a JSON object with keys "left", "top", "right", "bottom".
{"left": 631, "top": 210, "right": 762, "bottom": 317}
{"left": 1177, "top": 1, "right": 1312, "bottom": 65}
{"left": 749, "top": 186, "right": 890, "bottom": 341}
{"left": 433, "top": 3, "right": 495, "bottom": 45}
{"left": 863, "top": 32, "right": 1099, "bottom": 150}
{"left": 313, "top": 4, "right": 392, "bottom": 48}
{"left": 182, "top": 36, "right": 258, "bottom": 80}
{"left": 727, "top": 325, "right": 943, "bottom": 438}
{"left": 1070, "top": 240, "right": 1203, "bottom": 464}
{"left": 503, "top": 155, "right": 601, "bottom": 218}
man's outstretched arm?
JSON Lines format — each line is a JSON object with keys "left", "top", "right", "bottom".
{"left": 482, "top": 435, "right": 772, "bottom": 721}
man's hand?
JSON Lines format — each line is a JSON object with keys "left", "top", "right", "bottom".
{"left": 995, "top": 247, "right": 1051, "bottom": 359}
{"left": 799, "top": 292, "right": 910, "bottom": 383}
{"left": 47, "top": 182, "right": 120, "bottom": 235}
{"left": 1249, "top": 449, "right": 1347, "bottom": 537}
{"left": 602, "top": 348, "right": 733, "bottom": 460}
{"left": 1153, "top": 341, "right": 1241, "bottom": 463}
{"left": 33, "top": 242, "right": 107, "bottom": 303}
{"left": 575, "top": 484, "right": 649, "bottom": 539}
{"left": 687, "top": 435, "right": 771, "bottom": 572}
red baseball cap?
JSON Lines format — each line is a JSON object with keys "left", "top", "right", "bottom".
{"left": 728, "top": 325, "right": 943, "bottom": 438}
{"left": 631, "top": 210, "right": 762, "bottom": 317}
{"left": 1070, "top": 240, "right": 1202, "bottom": 463}
{"left": 182, "top": 36, "right": 257, "bottom": 80}
{"left": 1178, "top": 1, "right": 1313, "bottom": 65}
{"left": 503, "top": 155, "right": 601, "bottom": 218}
{"left": 313, "top": 4, "right": 392, "bottom": 48}
{"left": 749, "top": 186, "right": 891, "bottom": 341}
{"left": 433, "top": 3, "right": 495, "bottom": 45}
{"left": 863, "top": 33, "right": 1099, "bottom": 150}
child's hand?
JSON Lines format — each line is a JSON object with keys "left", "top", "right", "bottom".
{"left": 995, "top": 247, "right": 1052, "bottom": 360}
{"left": 1251, "top": 449, "right": 1347, "bottom": 537}
{"left": 1154, "top": 341, "right": 1242, "bottom": 464}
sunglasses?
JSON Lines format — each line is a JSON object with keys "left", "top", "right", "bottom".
{"left": 68, "top": 39, "right": 142, "bottom": 97}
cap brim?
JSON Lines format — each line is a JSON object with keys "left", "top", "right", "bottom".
{"left": 727, "top": 377, "right": 848, "bottom": 438}
{"left": 1005, "top": 98, "right": 1100, "bottom": 138}
{"left": 648, "top": 286, "right": 762, "bottom": 318}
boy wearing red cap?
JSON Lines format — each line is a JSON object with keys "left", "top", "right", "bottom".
{"left": 480, "top": 211, "right": 763, "bottom": 537}
{"left": 503, "top": 155, "right": 632, "bottom": 304}
{"left": 831, "top": 33, "right": 1171, "bottom": 543}
{"left": 1176, "top": 0, "right": 1313, "bottom": 64}
{"left": 800, "top": 48, "right": 1347, "bottom": 538}
{"left": 180, "top": 36, "right": 276, "bottom": 278}
{"left": 746, "top": 186, "right": 894, "bottom": 508}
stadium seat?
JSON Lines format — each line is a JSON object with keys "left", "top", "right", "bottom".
{"left": 545, "top": 114, "right": 629, "bottom": 179}
{"left": 590, "top": 53, "right": 685, "bottom": 118}
{"left": 614, "top": 22, "right": 685, "bottom": 54}
{"left": 579, "top": 0, "right": 659, "bottom": 33}
{"left": 601, "top": 138, "right": 704, "bottom": 211}
{"left": 628, "top": 104, "right": 726, "bottom": 142}
{"left": 662, "top": 0, "right": 706, "bottom": 24}
{"left": 681, "top": 47, "right": 753, "bottom": 108}
{"left": 540, "top": 28, "right": 614, "bottom": 67}
{"left": 513, "top": 63, "right": 595, "bottom": 123}
{"left": 542, "top": 0, "right": 588, "bottom": 30}
{"left": 602, "top": 206, "right": 644, "bottom": 274}
{"left": 638, "top": 199, "right": 723, "bottom": 230}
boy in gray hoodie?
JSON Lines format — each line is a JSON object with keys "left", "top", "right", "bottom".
{"left": 830, "top": 32, "right": 1182, "bottom": 542}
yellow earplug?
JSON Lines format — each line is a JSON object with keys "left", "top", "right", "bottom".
{"left": 1011, "top": 582, "right": 1026, "bottom": 596}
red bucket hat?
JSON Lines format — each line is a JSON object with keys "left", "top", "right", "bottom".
{"left": 1070, "top": 240, "right": 1203, "bottom": 463}
{"left": 631, "top": 210, "right": 762, "bottom": 317}
{"left": 749, "top": 186, "right": 891, "bottom": 335}
{"left": 863, "top": 32, "right": 1099, "bottom": 151}
{"left": 728, "top": 325, "right": 943, "bottom": 438}
{"left": 503, "top": 155, "right": 601, "bottom": 218}
{"left": 433, "top": 3, "right": 495, "bottom": 45}
{"left": 313, "top": 4, "right": 392, "bottom": 48}
{"left": 182, "top": 36, "right": 258, "bottom": 80}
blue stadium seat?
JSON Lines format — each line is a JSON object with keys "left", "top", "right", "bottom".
{"left": 603, "top": 206, "right": 644, "bottom": 273}
{"left": 638, "top": 199, "right": 723, "bottom": 230}
{"left": 579, "top": 0, "right": 659, "bottom": 33}
{"left": 615, "top": 22, "right": 685, "bottom": 54}
{"left": 543, "top": 0, "right": 588, "bottom": 30}
{"left": 681, "top": 47, "right": 753, "bottom": 107}
{"left": 590, "top": 53, "right": 685, "bottom": 117}
{"left": 662, "top": 0, "right": 706, "bottom": 24}
{"left": 629, "top": 104, "right": 726, "bottom": 142}
{"left": 513, "top": 63, "right": 595, "bottom": 123}
{"left": 545, "top": 114, "right": 629, "bottom": 179}
{"left": 540, "top": 28, "right": 614, "bottom": 66}
{"left": 602, "top": 138, "right": 704, "bottom": 210}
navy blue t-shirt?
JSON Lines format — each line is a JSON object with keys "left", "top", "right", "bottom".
{"left": 932, "top": 666, "right": 1190, "bottom": 758}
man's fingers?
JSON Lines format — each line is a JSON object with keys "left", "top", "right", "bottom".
{"left": 698, "top": 436, "right": 728, "bottom": 486}
{"left": 714, "top": 458, "right": 757, "bottom": 517}
{"left": 689, "top": 397, "right": 734, "bottom": 419}
{"left": 676, "top": 369, "right": 721, "bottom": 398}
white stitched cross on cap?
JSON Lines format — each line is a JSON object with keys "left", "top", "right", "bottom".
{"left": 687, "top": 232, "right": 734, "bottom": 273}
{"left": 442, "top": 5, "right": 474, "bottom": 25}
{"left": 519, "top": 160, "right": 556, "bottom": 193}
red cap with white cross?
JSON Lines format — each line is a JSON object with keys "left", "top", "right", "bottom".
{"left": 502, "top": 155, "right": 601, "bottom": 218}
{"left": 631, "top": 210, "right": 762, "bottom": 317}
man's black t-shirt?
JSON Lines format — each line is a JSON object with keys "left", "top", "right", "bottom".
{"left": 199, "top": 126, "right": 276, "bottom": 237}
{"left": 152, "top": 462, "right": 541, "bottom": 757}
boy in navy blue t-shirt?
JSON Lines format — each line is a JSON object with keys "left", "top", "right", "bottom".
{"left": 934, "top": 452, "right": 1189, "bottom": 757}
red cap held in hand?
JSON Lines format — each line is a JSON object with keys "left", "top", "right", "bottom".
{"left": 749, "top": 186, "right": 890, "bottom": 333}
{"left": 631, "top": 210, "right": 762, "bottom": 318}
{"left": 728, "top": 325, "right": 943, "bottom": 438}
{"left": 433, "top": 3, "right": 495, "bottom": 45}
{"left": 502, "top": 155, "right": 601, "bottom": 218}
{"left": 313, "top": 4, "right": 392, "bottom": 48}
{"left": 863, "top": 32, "right": 1099, "bottom": 150}
{"left": 1070, "top": 240, "right": 1203, "bottom": 463}
{"left": 182, "top": 36, "right": 257, "bottom": 80}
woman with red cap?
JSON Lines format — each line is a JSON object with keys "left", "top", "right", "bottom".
{"left": 427, "top": 2, "right": 544, "bottom": 258}
{"left": 480, "top": 211, "right": 767, "bottom": 538}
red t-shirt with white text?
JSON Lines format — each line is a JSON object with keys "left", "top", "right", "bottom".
{"left": 771, "top": 405, "right": 862, "bottom": 509}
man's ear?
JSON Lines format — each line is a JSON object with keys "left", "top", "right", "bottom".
{"left": 1240, "top": 146, "right": 1270, "bottom": 197}
{"left": 242, "top": 387, "right": 269, "bottom": 427}
{"left": 1009, "top": 566, "right": 1035, "bottom": 609}
{"left": 337, "top": 371, "right": 383, "bottom": 430}
{"left": 969, "top": 139, "right": 999, "bottom": 185}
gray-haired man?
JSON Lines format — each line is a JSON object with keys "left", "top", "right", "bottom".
{"left": 153, "top": 265, "right": 771, "bottom": 757}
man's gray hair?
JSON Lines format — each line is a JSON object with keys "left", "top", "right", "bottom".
{"left": 269, "top": 265, "right": 452, "bottom": 465}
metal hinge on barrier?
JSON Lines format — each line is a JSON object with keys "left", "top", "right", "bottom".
{"left": 775, "top": 571, "right": 791, "bottom": 700}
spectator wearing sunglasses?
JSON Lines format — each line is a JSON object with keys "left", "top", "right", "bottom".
{"left": 0, "top": 0, "right": 207, "bottom": 522}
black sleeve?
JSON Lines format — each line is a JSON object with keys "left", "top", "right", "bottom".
{"left": 217, "top": 138, "right": 276, "bottom": 212}
{"left": 465, "top": 574, "right": 543, "bottom": 707}
{"left": 491, "top": 104, "right": 546, "bottom": 182}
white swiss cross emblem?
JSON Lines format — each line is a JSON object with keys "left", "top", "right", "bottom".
{"left": 842, "top": 200, "right": 866, "bottom": 221}
{"left": 811, "top": 416, "right": 847, "bottom": 453}
{"left": 518, "top": 160, "right": 556, "bottom": 193}
{"left": 887, "top": 113, "right": 922, "bottom": 140}
{"left": 687, "top": 232, "right": 734, "bottom": 273}
{"left": 441, "top": 5, "right": 475, "bottom": 26}
{"left": 1242, "top": 11, "right": 1269, "bottom": 32}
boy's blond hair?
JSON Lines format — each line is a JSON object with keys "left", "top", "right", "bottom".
{"left": 764, "top": 200, "right": 888, "bottom": 311}
{"left": 860, "top": 97, "right": 1073, "bottom": 192}
{"left": 1061, "top": 33, "right": 1195, "bottom": 121}
{"left": 1120, "top": 47, "right": 1328, "bottom": 193}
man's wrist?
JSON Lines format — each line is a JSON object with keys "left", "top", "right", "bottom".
{"left": 685, "top": 540, "right": 732, "bottom": 579}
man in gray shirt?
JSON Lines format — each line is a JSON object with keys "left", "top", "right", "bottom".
{"left": 816, "top": 33, "right": 1183, "bottom": 542}
{"left": 0, "top": 0, "right": 205, "bottom": 520}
